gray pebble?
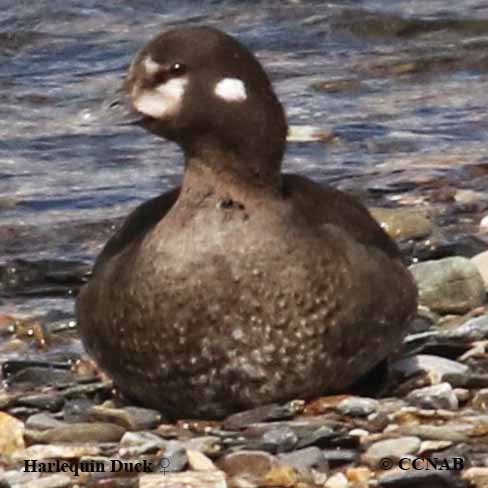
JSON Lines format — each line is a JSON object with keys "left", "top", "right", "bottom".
{"left": 407, "top": 383, "right": 459, "bottom": 410}
{"left": 337, "top": 397, "right": 379, "bottom": 417}
{"left": 410, "top": 257, "right": 485, "bottom": 313}
{"left": 363, "top": 436, "right": 421, "bottom": 465}
{"left": 278, "top": 447, "right": 328, "bottom": 474}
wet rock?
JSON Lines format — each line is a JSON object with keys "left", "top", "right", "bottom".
{"left": 11, "top": 443, "right": 101, "bottom": 462}
{"left": 472, "top": 250, "right": 488, "bottom": 289}
{"left": 287, "top": 125, "right": 335, "bottom": 143}
{"left": 217, "top": 450, "right": 277, "bottom": 486}
{"left": 362, "top": 436, "right": 420, "bottom": 466}
{"left": 410, "top": 257, "right": 485, "bottom": 313}
{"left": 378, "top": 468, "right": 466, "bottom": 487}
{"left": 277, "top": 447, "right": 328, "bottom": 474}
{"left": 24, "top": 473, "right": 72, "bottom": 488}
{"left": 5, "top": 366, "right": 76, "bottom": 389}
{"left": 25, "top": 422, "right": 125, "bottom": 444}
{"left": 26, "top": 413, "right": 66, "bottom": 431}
{"left": 139, "top": 471, "right": 227, "bottom": 488}
{"left": 261, "top": 426, "right": 298, "bottom": 453}
{"left": 63, "top": 398, "right": 94, "bottom": 422}
{"left": 406, "top": 383, "right": 459, "bottom": 410}
{"left": 337, "top": 397, "right": 379, "bottom": 417}
{"left": 87, "top": 404, "right": 162, "bottom": 430}
{"left": 371, "top": 207, "right": 433, "bottom": 241}
{"left": 0, "top": 412, "right": 25, "bottom": 456}
{"left": 391, "top": 354, "right": 469, "bottom": 384}
{"left": 187, "top": 449, "right": 217, "bottom": 471}
{"left": 161, "top": 441, "right": 188, "bottom": 472}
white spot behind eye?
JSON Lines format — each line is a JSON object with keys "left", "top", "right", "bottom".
{"left": 133, "top": 78, "right": 189, "bottom": 119}
{"left": 143, "top": 56, "right": 160, "bottom": 75}
{"left": 214, "top": 78, "right": 247, "bottom": 102}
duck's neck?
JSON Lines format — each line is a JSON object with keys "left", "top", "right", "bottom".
{"left": 180, "top": 135, "right": 284, "bottom": 199}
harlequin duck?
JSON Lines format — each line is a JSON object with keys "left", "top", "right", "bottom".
{"left": 76, "top": 26, "right": 417, "bottom": 419}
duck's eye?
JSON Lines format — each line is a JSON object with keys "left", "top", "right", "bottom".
{"left": 169, "top": 63, "right": 186, "bottom": 76}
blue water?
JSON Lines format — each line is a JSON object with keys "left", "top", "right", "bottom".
{"left": 2, "top": 0, "right": 488, "bottom": 316}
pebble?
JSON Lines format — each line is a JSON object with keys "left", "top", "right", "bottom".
{"left": 25, "top": 473, "right": 72, "bottom": 488}
{"left": 370, "top": 207, "right": 434, "bottom": 241}
{"left": 322, "top": 449, "right": 358, "bottom": 465}
{"left": 118, "top": 431, "right": 166, "bottom": 456}
{"left": 439, "top": 314, "right": 488, "bottom": 341}
{"left": 378, "top": 468, "right": 466, "bottom": 487}
{"left": 186, "top": 449, "right": 218, "bottom": 471}
{"left": 410, "top": 257, "right": 486, "bottom": 313}
{"left": 406, "top": 383, "right": 459, "bottom": 410}
{"left": 217, "top": 450, "right": 277, "bottom": 486}
{"left": 11, "top": 443, "right": 101, "bottom": 462}
{"left": 325, "top": 472, "right": 349, "bottom": 488}
{"left": 472, "top": 250, "right": 488, "bottom": 289}
{"left": 25, "top": 422, "right": 126, "bottom": 443}
{"left": 362, "top": 436, "right": 420, "bottom": 466}
{"left": 0, "top": 412, "right": 25, "bottom": 456}
{"left": 337, "top": 397, "right": 379, "bottom": 417}
{"left": 418, "top": 440, "right": 453, "bottom": 454}
{"left": 277, "top": 447, "right": 328, "bottom": 474}
{"left": 263, "top": 465, "right": 297, "bottom": 487}
{"left": 139, "top": 471, "right": 227, "bottom": 488}
{"left": 391, "top": 354, "right": 469, "bottom": 384}
{"left": 25, "top": 413, "right": 66, "bottom": 431}
{"left": 462, "top": 467, "right": 488, "bottom": 485}
{"left": 261, "top": 426, "right": 298, "bottom": 453}
{"left": 394, "top": 424, "right": 472, "bottom": 442}
{"left": 222, "top": 403, "right": 300, "bottom": 430}
{"left": 87, "top": 404, "right": 162, "bottom": 430}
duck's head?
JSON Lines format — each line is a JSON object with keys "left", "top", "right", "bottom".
{"left": 126, "top": 26, "right": 287, "bottom": 186}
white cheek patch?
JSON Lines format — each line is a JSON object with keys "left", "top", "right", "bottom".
{"left": 214, "top": 78, "right": 247, "bottom": 102}
{"left": 143, "top": 56, "right": 161, "bottom": 75}
{"left": 133, "top": 78, "right": 189, "bottom": 119}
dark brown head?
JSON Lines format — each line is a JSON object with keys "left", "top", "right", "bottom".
{"left": 127, "top": 26, "right": 287, "bottom": 186}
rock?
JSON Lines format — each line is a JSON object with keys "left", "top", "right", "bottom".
{"left": 261, "top": 426, "right": 298, "bottom": 453}
{"left": 378, "top": 468, "right": 466, "bottom": 487}
{"left": 17, "top": 392, "right": 65, "bottom": 411}
{"left": 363, "top": 437, "right": 420, "bottom": 466}
{"left": 162, "top": 441, "right": 189, "bottom": 472}
{"left": 186, "top": 449, "right": 217, "bottom": 471}
{"left": 472, "top": 250, "right": 488, "bottom": 289}
{"left": 410, "top": 257, "right": 485, "bottom": 313}
{"left": 371, "top": 207, "right": 433, "bottom": 241}
{"left": 11, "top": 444, "right": 101, "bottom": 462}
{"left": 406, "top": 383, "right": 459, "bottom": 410}
{"left": 0, "top": 470, "right": 40, "bottom": 486}
{"left": 0, "top": 412, "right": 25, "bottom": 456}
{"left": 87, "top": 404, "right": 162, "bottom": 430}
{"left": 418, "top": 440, "right": 453, "bottom": 454}
{"left": 347, "top": 466, "right": 374, "bottom": 484}
{"left": 337, "top": 397, "right": 379, "bottom": 417}
{"left": 25, "top": 413, "right": 66, "bottom": 431}
{"left": 140, "top": 471, "right": 227, "bottom": 488}
{"left": 222, "top": 403, "right": 299, "bottom": 430}
{"left": 325, "top": 472, "right": 349, "bottom": 488}
{"left": 119, "top": 431, "right": 166, "bottom": 456}
{"left": 322, "top": 449, "right": 358, "bottom": 465}
{"left": 472, "top": 388, "right": 488, "bottom": 411}
{"left": 25, "top": 422, "right": 125, "bottom": 444}
{"left": 463, "top": 467, "right": 488, "bottom": 485}
{"left": 394, "top": 424, "right": 472, "bottom": 442}
{"left": 391, "top": 354, "right": 469, "bottom": 384}
{"left": 217, "top": 450, "right": 277, "bottom": 486}
{"left": 25, "top": 474, "right": 72, "bottom": 488}
{"left": 277, "top": 447, "right": 328, "bottom": 474}
{"left": 287, "top": 125, "right": 335, "bottom": 143}
{"left": 263, "top": 465, "right": 297, "bottom": 487}
{"left": 440, "top": 314, "right": 488, "bottom": 341}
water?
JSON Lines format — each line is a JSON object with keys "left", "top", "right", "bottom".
{"left": 2, "top": 0, "right": 488, "bottom": 317}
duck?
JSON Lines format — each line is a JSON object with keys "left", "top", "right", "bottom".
{"left": 76, "top": 26, "right": 417, "bottom": 420}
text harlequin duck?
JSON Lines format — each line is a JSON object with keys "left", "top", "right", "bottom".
{"left": 76, "top": 26, "right": 418, "bottom": 419}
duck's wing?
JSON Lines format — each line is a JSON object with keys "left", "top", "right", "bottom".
{"left": 282, "top": 173, "right": 401, "bottom": 260}
{"left": 93, "top": 187, "right": 180, "bottom": 273}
